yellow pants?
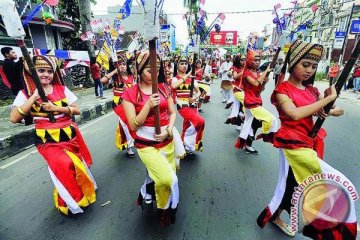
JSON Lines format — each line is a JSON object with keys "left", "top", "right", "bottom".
{"left": 234, "top": 91, "right": 245, "bottom": 113}
{"left": 137, "top": 141, "right": 179, "bottom": 209}
{"left": 249, "top": 106, "right": 277, "bottom": 134}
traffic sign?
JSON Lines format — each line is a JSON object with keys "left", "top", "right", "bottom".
{"left": 350, "top": 20, "right": 360, "bottom": 34}
{"left": 333, "top": 38, "right": 345, "bottom": 49}
{"left": 335, "top": 31, "right": 346, "bottom": 38}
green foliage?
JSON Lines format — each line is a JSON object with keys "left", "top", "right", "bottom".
{"left": 315, "top": 72, "right": 327, "bottom": 81}
{"left": 57, "top": 0, "right": 96, "bottom": 50}
{"left": 57, "top": 0, "right": 81, "bottom": 50}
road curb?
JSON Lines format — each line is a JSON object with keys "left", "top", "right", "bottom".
{"left": 0, "top": 100, "right": 113, "bottom": 161}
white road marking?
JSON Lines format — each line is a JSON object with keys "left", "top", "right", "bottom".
{"left": 0, "top": 149, "right": 37, "bottom": 170}
{"left": 0, "top": 112, "right": 114, "bottom": 170}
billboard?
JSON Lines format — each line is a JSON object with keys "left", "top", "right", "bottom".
{"left": 159, "top": 24, "right": 176, "bottom": 53}
{"left": 210, "top": 31, "right": 238, "bottom": 46}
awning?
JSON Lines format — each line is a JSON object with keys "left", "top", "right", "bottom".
{"left": 20, "top": 16, "right": 75, "bottom": 32}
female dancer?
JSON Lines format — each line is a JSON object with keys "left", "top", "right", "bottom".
{"left": 225, "top": 55, "right": 246, "bottom": 127}
{"left": 257, "top": 40, "right": 358, "bottom": 239}
{"left": 101, "top": 53, "right": 136, "bottom": 157}
{"left": 172, "top": 56, "right": 205, "bottom": 158}
{"left": 163, "top": 56, "right": 173, "bottom": 85}
{"left": 234, "top": 49, "right": 278, "bottom": 154}
{"left": 194, "top": 59, "right": 210, "bottom": 112}
{"left": 10, "top": 55, "right": 96, "bottom": 215}
{"left": 122, "top": 51, "right": 182, "bottom": 226}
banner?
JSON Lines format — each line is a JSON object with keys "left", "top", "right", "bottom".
{"left": 209, "top": 31, "right": 237, "bottom": 45}
{"left": 160, "top": 25, "right": 171, "bottom": 43}
{"left": 96, "top": 41, "right": 111, "bottom": 70}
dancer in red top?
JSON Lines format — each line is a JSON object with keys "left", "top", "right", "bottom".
{"left": 211, "top": 58, "right": 218, "bottom": 80}
{"left": 163, "top": 56, "right": 173, "bottom": 85}
{"left": 194, "top": 59, "right": 210, "bottom": 112}
{"left": 101, "top": 53, "right": 136, "bottom": 157}
{"left": 234, "top": 50, "right": 278, "bottom": 154}
{"left": 172, "top": 56, "right": 205, "bottom": 158}
{"left": 10, "top": 55, "right": 97, "bottom": 215}
{"left": 257, "top": 40, "right": 358, "bottom": 239}
{"left": 122, "top": 51, "right": 184, "bottom": 226}
{"left": 225, "top": 55, "right": 246, "bottom": 127}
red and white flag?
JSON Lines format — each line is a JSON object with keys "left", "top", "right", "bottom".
{"left": 86, "top": 31, "right": 94, "bottom": 39}
{"left": 274, "top": 3, "right": 281, "bottom": 9}
{"left": 80, "top": 34, "right": 88, "bottom": 41}
{"left": 118, "top": 25, "right": 125, "bottom": 34}
{"left": 311, "top": 4, "right": 318, "bottom": 12}
{"left": 198, "top": 8, "right": 205, "bottom": 18}
{"left": 214, "top": 13, "right": 225, "bottom": 25}
{"left": 44, "top": 0, "right": 59, "bottom": 6}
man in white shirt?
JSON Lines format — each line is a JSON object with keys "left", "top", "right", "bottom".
{"left": 219, "top": 54, "right": 233, "bottom": 102}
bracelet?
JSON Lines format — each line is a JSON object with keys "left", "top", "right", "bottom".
{"left": 166, "top": 127, "right": 174, "bottom": 138}
{"left": 166, "top": 127, "right": 173, "bottom": 139}
{"left": 17, "top": 106, "right": 28, "bottom": 116}
{"left": 133, "top": 117, "right": 141, "bottom": 127}
{"left": 104, "top": 75, "right": 110, "bottom": 80}
{"left": 67, "top": 106, "right": 73, "bottom": 116}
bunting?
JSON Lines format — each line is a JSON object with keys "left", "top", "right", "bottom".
{"left": 96, "top": 41, "right": 111, "bottom": 70}
{"left": 118, "top": 0, "right": 133, "bottom": 20}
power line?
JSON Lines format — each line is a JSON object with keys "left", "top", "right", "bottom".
{"left": 92, "top": 7, "right": 318, "bottom": 16}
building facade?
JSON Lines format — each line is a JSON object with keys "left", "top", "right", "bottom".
{"left": 0, "top": 1, "right": 74, "bottom": 49}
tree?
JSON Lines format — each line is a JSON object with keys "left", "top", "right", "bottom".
{"left": 77, "top": 0, "right": 95, "bottom": 57}
{"left": 57, "top": 0, "right": 96, "bottom": 51}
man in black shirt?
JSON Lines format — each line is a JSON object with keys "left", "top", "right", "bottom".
{"left": 1, "top": 47, "right": 23, "bottom": 95}
{"left": 1, "top": 47, "right": 33, "bottom": 125}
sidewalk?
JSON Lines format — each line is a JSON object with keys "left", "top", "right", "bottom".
{"left": 314, "top": 80, "right": 360, "bottom": 107}
{"left": 0, "top": 88, "right": 114, "bottom": 161}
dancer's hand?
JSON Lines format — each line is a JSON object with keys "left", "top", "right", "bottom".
{"left": 189, "top": 95, "right": 197, "bottom": 103}
{"left": 324, "top": 84, "right": 337, "bottom": 101}
{"left": 265, "top": 65, "right": 273, "bottom": 74}
{"left": 314, "top": 108, "right": 328, "bottom": 119}
{"left": 30, "top": 89, "right": 41, "bottom": 102}
{"left": 154, "top": 128, "right": 169, "bottom": 142}
{"left": 147, "top": 93, "right": 160, "bottom": 108}
{"left": 42, "top": 101, "right": 58, "bottom": 112}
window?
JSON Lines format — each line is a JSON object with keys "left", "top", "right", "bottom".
{"left": 338, "top": 16, "right": 349, "bottom": 31}
{"left": 321, "top": 0, "right": 329, "bottom": 11}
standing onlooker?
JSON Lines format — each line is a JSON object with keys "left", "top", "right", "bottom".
{"left": 1, "top": 47, "right": 23, "bottom": 96}
{"left": 211, "top": 59, "right": 218, "bottom": 78}
{"left": 1, "top": 47, "right": 33, "bottom": 125}
{"left": 219, "top": 54, "right": 233, "bottom": 103}
{"left": 273, "top": 57, "right": 284, "bottom": 86}
{"left": 90, "top": 57, "right": 105, "bottom": 99}
{"left": 327, "top": 62, "right": 339, "bottom": 86}
{"left": 353, "top": 64, "right": 360, "bottom": 93}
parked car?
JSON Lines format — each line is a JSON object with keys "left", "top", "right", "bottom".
{"left": 258, "top": 60, "right": 271, "bottom": 72}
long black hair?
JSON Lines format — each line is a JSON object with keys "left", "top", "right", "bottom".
{"left": 233, "top": 55, "right": 242, "bottom": 68}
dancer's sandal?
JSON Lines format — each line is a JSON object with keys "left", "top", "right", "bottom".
{"left": 271, "top": 221, "right": 296, "bottom": 237}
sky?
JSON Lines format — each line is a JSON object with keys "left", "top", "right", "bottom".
{"left": 91, "top": 0, "right": 294, "bottom": 45}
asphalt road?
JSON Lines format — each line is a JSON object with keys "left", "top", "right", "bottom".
{"left": 1, "top": 80, "right": 359, "bottom": 240}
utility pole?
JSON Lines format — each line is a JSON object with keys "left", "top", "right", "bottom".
{"left": 338, "top": 3, "right": 355, "bottom": 65}
{"left": 77, "top": 0, "right": 95, "bottom": 57}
